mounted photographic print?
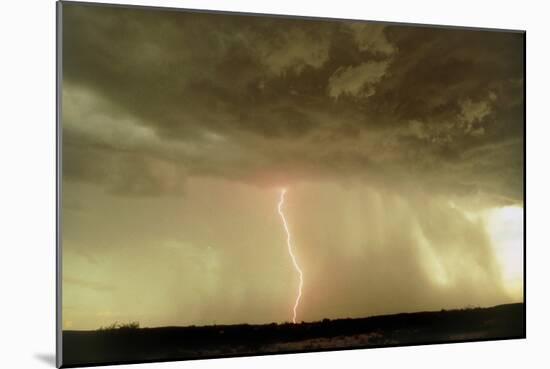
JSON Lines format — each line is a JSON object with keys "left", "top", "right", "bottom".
{"left": 56, "top": 1, "right": 525, "bottom": 367}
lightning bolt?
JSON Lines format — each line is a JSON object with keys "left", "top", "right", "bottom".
{"left": 277, "top": 188, "right": 304, "bottom": 324}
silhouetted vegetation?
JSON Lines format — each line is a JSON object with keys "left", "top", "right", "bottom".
{"left": 63, "top": 303, "right": 524, "bottom": 367}
{"left": 98, "top": 321, "right": 140, "bottom": 331}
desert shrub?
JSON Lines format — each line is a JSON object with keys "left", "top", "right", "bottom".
{"left": 98, "top": 321, "right": 140, "bottom": 331}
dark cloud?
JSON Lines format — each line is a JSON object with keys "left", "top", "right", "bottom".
{"left": 61, "top": 3, "right": 523, "bottom": 204}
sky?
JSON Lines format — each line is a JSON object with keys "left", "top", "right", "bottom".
{"left": 60, "top": 2, "right": 524, "bottom": 330}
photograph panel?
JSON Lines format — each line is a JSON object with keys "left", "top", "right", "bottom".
{"left": 57, "top": 1, "right": 525, "bottom": 366}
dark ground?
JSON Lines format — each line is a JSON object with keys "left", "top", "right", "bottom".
{"left": 62, "top": 303, "right": 524, "bottom": 367}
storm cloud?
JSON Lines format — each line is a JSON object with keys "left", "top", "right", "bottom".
{"left": 61, "top": 4, "right": 523, "bottom": 203}
{"left": 60, "top": 3, "right": 524, "bottom": 329}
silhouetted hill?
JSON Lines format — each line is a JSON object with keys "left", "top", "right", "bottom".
{"left": 62, "top": 303, "right": 525, "bottom": 367}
